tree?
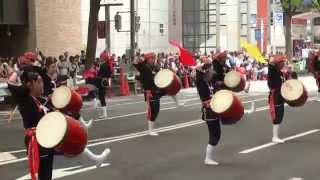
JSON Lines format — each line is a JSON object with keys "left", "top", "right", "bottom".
{"left": 85, "top": 0, "right": 101, "bottom": 69}
{"left": 312, "top": 0, "right": 320, "bottom": 10}
{"left": 280, "top": 0, "right": 303, "bottom": 60}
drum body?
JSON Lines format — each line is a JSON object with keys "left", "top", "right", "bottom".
{"left": 52, "top": 86, "right": 83, "bottom": 113}
{"left": 224, "top": 71, "right": 246, "bottom": 92}
{"left": 210, "top": 90, "right": 244, "bottom": 124}
{"left": 281, "top": 79, "right": 308, "bottom": 107}
{"left": 154, "top": 69, "right": 181, "bottom": 95}
{"left": 36, "top": 112, "right": 87, "bottom": 155}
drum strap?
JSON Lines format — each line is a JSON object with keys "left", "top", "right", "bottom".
{"left": 25, "top": 128, "right": 39, "bottom": 180}
{"left": 202, "top": 99, "right": 211, "bottom": 108}
{"left": 146, "top": 90, "right": 153, "bottom": 120}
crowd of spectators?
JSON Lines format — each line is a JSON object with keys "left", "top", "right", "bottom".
{"left": 0, "top": 49, "right": 298, "bottom": 88}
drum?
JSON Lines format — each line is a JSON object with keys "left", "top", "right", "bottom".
{"left": 36, "top": 112, "right": 87, "bottom": 155}
{"left": 210, "top": 90, "right": 244, "bottom": 124}
{"left": 281, "top": 79, "right": 308, "bottom": 107}
{"left": 52, "top": 86, "right": 83, "bottom": 113}
{"left": 154, "top": 69, "right": 181, "bottom": 95}
{"left": 224, "top": 71, "right": 246, "bottom": 92}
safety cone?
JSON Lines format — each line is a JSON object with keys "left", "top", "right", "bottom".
{"left": 119, "top": 65, "right": 130, "bottom": 96}
{"left": 184, "top": 74, "right": 189, "bottom": 88}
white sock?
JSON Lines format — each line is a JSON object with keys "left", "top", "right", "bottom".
{"left": 148, "top": 121, "right": 158, "bottom": 136}
{"left": 273, "top": 124, "right": 280, "bottom": 139}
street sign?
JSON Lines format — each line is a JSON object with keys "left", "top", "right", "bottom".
{"left": 274, "top": 12, "right": 283, "bottom": 26}
{"left": 255, "top": 29, "right": 261, "bottom": 40}
{"left": 100, "top": 0, "right": 123, "bottom": 5}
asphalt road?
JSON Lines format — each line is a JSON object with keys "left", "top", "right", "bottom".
{"left": 0, "top": 89, "right": 320, "bottom": 180}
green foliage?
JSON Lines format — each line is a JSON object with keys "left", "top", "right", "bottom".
{"left": 313, "top": 0, "right": 320, "bottom": 10}
{"left": 280, "top": 0, "right": 304, "bottom": 12}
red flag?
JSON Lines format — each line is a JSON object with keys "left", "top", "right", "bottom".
{"left": 169, "top": 40, "right": 196, "bottom": 66}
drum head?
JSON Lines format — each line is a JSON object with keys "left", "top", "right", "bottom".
{"left": 36, "top": 112, "right": 67, "bottom": 148}
{"left": 281, "top": 80, "right": 304, "bottom": 101}
{"left": 154, "top": 69, "right": 174, "bottom": 88}
{"left": 224, "top": 71, "right": 241, "bottom": 89}
{"left": 52, "top": 86, "right": 72, "bottom": 109}
{"left": 210, "top": 90, "right": 234, "bottom": 113}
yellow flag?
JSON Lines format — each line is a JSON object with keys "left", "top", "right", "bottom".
{"left": 240, "top": 39, "right": 267, "bottom": 64}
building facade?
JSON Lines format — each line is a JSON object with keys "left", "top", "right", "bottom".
{"left": 168, "top": 0, "right": 258, "bottom": 53}
{"left": 82, "top": 0, "right": 171, "bottom": 57}
{"left": 0, "top": 0, "right": 82, "bottom": 57}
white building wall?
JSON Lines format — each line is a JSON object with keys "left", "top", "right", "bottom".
{"left": 81, "top": 0, "right": 170, "bottom": 57}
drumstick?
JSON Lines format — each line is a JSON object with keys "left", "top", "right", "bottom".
{"left": 8, "top": 105, "right": 18, "bottom": 123}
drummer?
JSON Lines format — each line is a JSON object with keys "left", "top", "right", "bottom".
{"left": 268, "top": 55, "right": 287, "bottom": 143}
{"left": 193, "top": 52, "right": 227, "bottom": 166}
{"left": 8, "top": 53, "right": 110, "bottom": 180}
{"left": 133, "top": 53, "right": 166, "bottom": 136}
{"left": 84, "top": 51, "right": 111, "bottom": 119}
{"left": 8, "top": 54, "right": 55, "bottom": 180}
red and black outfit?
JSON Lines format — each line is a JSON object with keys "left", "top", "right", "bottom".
{"left": 195, "top": 61, "right": 225, "bottom": 146}
{"left": 8, "top": 82, "right": 54, "bottom": 180}
{"left": 134, "top": 61, "right": 166, "bottom": 122}
{"left": 268, "top": 63, "right": 285, "bottom": 125}
{"left": 312, "top": 57, "right": 320, "bottom": 92}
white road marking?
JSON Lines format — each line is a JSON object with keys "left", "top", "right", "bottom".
{"left": 0, "top": 120, "right": 204, "bottom": 166}
{"left": 1, "top": 96, "right": 317, "bottom": 166}
{"left": 16, "top": 163, "right": 110, "bottom": 180}
{"left": 87, "top": 120, "right": 204, "bottom": 146}
{"left": 239, "top": 129, "right": 320, "bottom": 154}
{"left": 288, "top": 177, "right": 304, "bottom": 180}
{"left": 0, "top": 152, "right": 17, "bottom": 162}
{"left": 96, "top": 98, "right": 268, "bottom": 122}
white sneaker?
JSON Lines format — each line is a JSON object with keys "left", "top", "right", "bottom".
{"left": 204, "top": 159, "right": 219, "bottom": 166}
{"left": 148, "top": 131, "right": 159, "bottom": 136}
{"left": 95, "top": 148, "right": 111, "bottom": 168}
{"left": 272, "top": 137, "right": 285, "bottom": 143}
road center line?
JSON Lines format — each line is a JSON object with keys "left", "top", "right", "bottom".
{"left": 239, "top": 129, "right": 320, "bottom": 154}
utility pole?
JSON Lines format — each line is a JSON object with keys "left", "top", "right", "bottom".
{"left": 130, "top": 0, "right": 135, "bottom": 63}
{"left": 216, "top": 0, "right": 220, "bottom": 50}
{"left": 272, "top": 0, "right": 276, "bottom": 55}
{"left": 105, "top": 6, "right": 110, "bottom": 52}
{"left": 261, "top": 18, "right": 264, "bottom": 53}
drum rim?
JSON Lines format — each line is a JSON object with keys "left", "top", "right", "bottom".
{"left": 224, "top": 71, "right": 241, "bottom": 88}
{"left": 36, "top": 112, "right": 68, "bottom": 148}
{"left": 210, "top": 90, "right": 234, "bottom": 113}
{"left": 281, "top": 80, "right": 304, "bottom": 101}
{"left": 154, "top": 69, "right": 174, "bottom": 88}
{"left": 52, "top": 86, "right": 72, "bottom": 109}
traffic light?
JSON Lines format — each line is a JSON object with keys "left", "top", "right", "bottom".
{"left": 159, "top": 24, "right": 164, "bottom": 34}
{"left": 115, "top": 13, "right": 122, "bottom": 31}
{"left": 135, "top": 15, "right": 140, "bottom": 32}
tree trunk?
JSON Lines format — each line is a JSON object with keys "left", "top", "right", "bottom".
{"left": 284, "top": 12, "right": 293, "bottom": 61}
{"left": 85, "top": 0, "right": 100, "bottom": 69}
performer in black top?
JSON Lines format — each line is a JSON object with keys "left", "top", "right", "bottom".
{"left": 268, "top": 55, "right": 286, "bottom": 143}
{"left": 8, "top": 59, "right": 54, "bottom": 180}
{"left": 194, "top": 53, "right": 227, "bottom": 166}
{"left": 133, "top": 53, "right": 166, "bottom": 136}
{"left": 42, "top": 57, "right": 57, "bottom": 97}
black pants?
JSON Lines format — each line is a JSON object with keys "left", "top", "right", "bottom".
{"left": 145, "top": 90, "right": 166, "bottom": 122}
{"left": 202, "top": 107, "right": 221, "bottom": 146}
{"left": 25, "top": 136, "right": 54, "bottom": 180}
{"left": 86, "top": 78, "right": 107, "bottom": 107}
{"left": 206, "top": 120, "right": 221, "bottom": 146}
{"left": 268, "top": 90, "right": 284, "bottom": 125}
{"left": 147, "top": 97, "right": 160, "bottom": 122}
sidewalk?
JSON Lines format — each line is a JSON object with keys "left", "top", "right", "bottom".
{"left": 181, "top": 75, "right": 318, "bottom": 94}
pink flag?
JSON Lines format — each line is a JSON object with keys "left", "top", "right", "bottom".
{"left": 169, "top": 40, "right": 196, "bottom": 66}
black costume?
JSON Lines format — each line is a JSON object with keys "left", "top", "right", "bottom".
{"left": 267, "top": 63, "right": 285, "bottom": 125}
{"left": 8, "top": 69, "right": 54, "bottom": 180}
{"left": 195, "top": 61, "right": 225, "bottom": 146}
{"left": 134, "top": 61, "right": 165, "bottom": 122}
